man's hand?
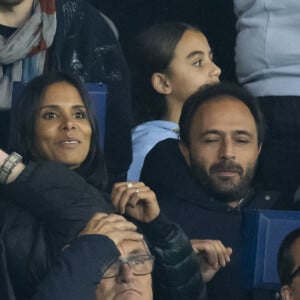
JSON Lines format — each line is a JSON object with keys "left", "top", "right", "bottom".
{"left": 191, "top": 239, "right": 232, "bottom": 283}
{"left": 111, "top": 182, "right": 160, "bottom": 223}
{"left": 79, "top": 213, "right": 143, "bottom": 246}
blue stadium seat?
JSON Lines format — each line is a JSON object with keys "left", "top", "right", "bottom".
{"left": 242, "top": 209, "right": 300, "bottom": 289}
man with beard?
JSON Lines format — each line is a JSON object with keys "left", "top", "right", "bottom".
{"left": 140, "top": 83, "right": 281, "bottom": 300}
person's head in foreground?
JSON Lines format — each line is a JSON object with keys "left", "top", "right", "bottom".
{"left": 132, "top": 22, "right": 221, "bottom": 125}
{"left": 96, "top": 239, "right": 154, "bottom": 300}
{"left": 9, "top": 71, "right": 106, "bottom": 189}
{"left": 179, "top": 83, "right": 265, "bottom": 206}
{"left": 278, "top": 228, "right": 300, "bottom": 300}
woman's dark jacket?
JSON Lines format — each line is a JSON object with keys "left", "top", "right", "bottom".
{"left": 0, "top": 161, "right": 204, "bottom": 300}
{"left": 0, "top": 161, "right": 111, "bottom": 300}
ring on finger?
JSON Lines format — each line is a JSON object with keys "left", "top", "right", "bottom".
{"left": 126, "top": 182, "right": 133, "bottom": 188}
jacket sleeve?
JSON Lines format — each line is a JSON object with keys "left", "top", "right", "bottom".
{"left": 32, "top": 235, "right": 120, "bottom": 300}
{"left": 139, "top": 213, "right": 207, "bottom": 300}
{"left": 6, "top": 161, "right": 112, "bottom": 247}
{"left": 0, "top": 161, "right": 113, "bottom": 299}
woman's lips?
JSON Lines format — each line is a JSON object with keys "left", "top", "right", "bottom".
{"left": 57, "top": 138, "right": 81, "bottom": 144}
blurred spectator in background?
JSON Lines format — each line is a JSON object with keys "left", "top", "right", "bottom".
{"left": 0, "top": 0, "right": 132, "bottom": 185}
{"left": 234, "top": 0, "right": 300, "bottom": 207}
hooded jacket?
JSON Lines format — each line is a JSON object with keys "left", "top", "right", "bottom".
{"left": 141, "top": 138, "right": 280, "bottom": 300}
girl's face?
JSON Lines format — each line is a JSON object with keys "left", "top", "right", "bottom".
{"left": 34, "top": 81, "right": 92, "bottom": 168}
{"left": 165, "top": 30, "right": 221, "bottom": 103}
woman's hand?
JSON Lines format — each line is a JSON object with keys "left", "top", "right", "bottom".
{"left": 191, "top": 239, "right": 232, "bottom": 283}
{"left": 111, "top": 182, "right": 160, "bottom": 223}
{"left": 79, "top": 212, "right": 143, "bottom": 246}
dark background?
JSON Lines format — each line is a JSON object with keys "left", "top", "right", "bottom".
{"left": 86, "top": 0, "right": 237, "bottom": 82}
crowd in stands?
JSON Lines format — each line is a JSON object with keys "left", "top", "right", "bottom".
{"left": 1, "top": 0, "right": 300, "bottom": 299}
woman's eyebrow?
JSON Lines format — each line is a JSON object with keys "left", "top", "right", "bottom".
{"left": 186, "top": 50, "right": 205, "bottom": 60}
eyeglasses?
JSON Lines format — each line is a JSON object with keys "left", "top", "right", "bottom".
{"left": 289, "top": 265, "right": 300, "bottom": 283}
{"left": 102, "top": 255, "right": 155, "bottom": 279}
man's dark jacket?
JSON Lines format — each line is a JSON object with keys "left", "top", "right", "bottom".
{"left": 141, "top": 138, "right": 281, "bottom": 300}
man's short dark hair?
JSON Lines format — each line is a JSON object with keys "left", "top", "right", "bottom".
{"left": 277, "top": 228, "right": 300, "bottom": 285}
{"left": 179, "top": 83, "right": 265, "bottom": 146}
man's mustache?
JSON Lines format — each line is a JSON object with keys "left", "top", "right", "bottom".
{"left": 209, "top": 161, "right": 243, "bottom": 176}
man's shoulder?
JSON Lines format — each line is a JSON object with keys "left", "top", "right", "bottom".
{"left": 141, "top": 138, "right": 192, "bottom": 197}
{"left": 142, "top": 138, "right": 183, "bottom": 172}
{"left": 147, "top": 137, "right": 179, "bottom": 154}
{"left": 249, "top": 190, "right": 281, "bottom": 209}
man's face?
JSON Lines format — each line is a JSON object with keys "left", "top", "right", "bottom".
{"left": 180, "top": 96, "right": 261, "bottom": 203}
{"left": 281, "top": 238, "right": 300, "bottom": 300}
{"left": 96, "top": 240, "right": 153, "bottom": 300}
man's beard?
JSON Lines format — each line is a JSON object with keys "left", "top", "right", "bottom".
{"left": 190, "top": 157, "right": 256, "bottom": 203}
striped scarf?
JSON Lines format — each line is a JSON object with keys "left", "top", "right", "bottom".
{"left": 0, "top": 0, "right": 56, "bottom": 109}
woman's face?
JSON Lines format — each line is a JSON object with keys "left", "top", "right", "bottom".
{"left": 34, "top": 81, "right": 92, "bottom": 168}
{"left": 165, "top": 30, "right": 221, "bottom": 103}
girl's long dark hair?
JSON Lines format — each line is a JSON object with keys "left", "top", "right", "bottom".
{"left": 131, "top": 22, "right": 200, "bottom": 126}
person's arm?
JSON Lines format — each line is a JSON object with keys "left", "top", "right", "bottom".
{"left": 191, "top": 239, "right": 232, "bottom": 283}
{"left": 140, "top": 214, "right": 206, "bottom": 300}
{"left": 1, "top": 149, "right": 111, "bottom": 247}
{"left": 0, "top": 149, "right": 115, "bottom": 298}
{"left": 0, "top": 149, "right": 115, "bottom": 295}
{"left": 111, "top": 182, "right": 206, "bottom": 300}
